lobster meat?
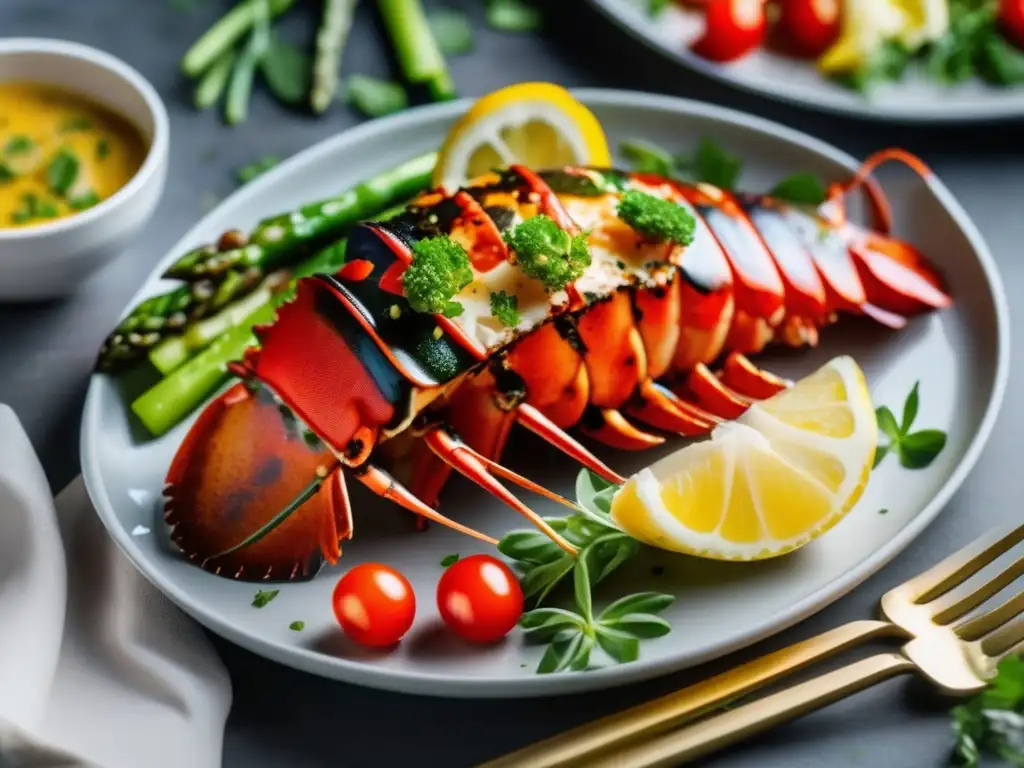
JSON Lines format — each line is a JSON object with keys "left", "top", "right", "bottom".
{"left": 163, "top": 149, "right": 951, "bottom": 581}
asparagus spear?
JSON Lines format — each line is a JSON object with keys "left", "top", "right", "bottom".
{"left": 165, "top": 150, "right": 436, "bottom": 280}
{"left": 377, "top": 0, "right": 457, "bottom": 101}
{"left": 132, "top": 303, "right": 279, "bottom": 437}
{"left": 311, "top": 0, "right": 358, "bottom": 113}
{"left": 194, "top": 50, "right": 236, "bottom": 110}
{"left": 181, "top": 0, "right": 295, "bottom": 79}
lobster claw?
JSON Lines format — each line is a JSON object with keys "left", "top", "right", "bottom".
{"left": 164, "top": 381, "right": 352, "bottom": 581}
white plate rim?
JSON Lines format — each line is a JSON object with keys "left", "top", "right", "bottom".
{"left": 587, "top": 0, "right": 1024, "bottom": 123}
{"left": 80, "top": 89, "right": 1011, "bottom": 697}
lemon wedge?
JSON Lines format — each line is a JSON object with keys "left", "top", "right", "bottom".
{"left": 611, "top": 356, "right": 876, "bottom": 561}
{"left": 432, "top": 82, "right": 611, "bottom": 192}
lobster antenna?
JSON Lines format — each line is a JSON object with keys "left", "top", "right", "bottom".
{"left": 826, "top": 148, "right": 934, "bottom": 236}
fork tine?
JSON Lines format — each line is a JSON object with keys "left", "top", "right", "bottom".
{"left": 958, "top": 591, "right": 1024, "bottom": 642}
{"left": 931, "top": 555, "right": 1024, "bottom": 625}
{"left": 978, "top": 599, "right": 1024, "bottom": 656}
{"left": 906, "top": 522, "right": 1024, "bottom": 604}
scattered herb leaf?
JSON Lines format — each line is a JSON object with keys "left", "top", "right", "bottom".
{"left": 260, "top": 38, "right": 312, "bottom": 106}
{"left": 879, "top": 508, "right": 889, "bottom": 515}
{"left": 619, "top": 140, "right": 674, "bottom": 176}
{"left": 3, "top": 135, "right": 34, "bottom": 156}
{"left": 648, "top": 0, "right": 671, "bottom": 14}
{"left": 428, "top": 8, "right": 475, "bottom": 55}
{"left": 490, "top": 290, "right": 521, "bottom": 327}
{"left": 344, "top": 75, "right": 408, "bottom": 118}
{"left": 96, "top": 137, "right": 111, "bottom": 160}
{"left": 875, "top": 382, "right": 947, "bottom": 470}
{"left": 252, "top": 588, "right": 280, "bottom": 608}
{"left": 46, "top": 148, "right": 80, "bottom": 197}
{"left": 289, "top": 620, "right": 305, "bottom": 631}
{"left": 236, "top": 155, "right": 281, "bottom": 185}
{"left": 487, "top": 0, "right": 542, "bottom": 32}
{"left": 68, "top": 190, "right": 101, "bottom": 211}
{"left": 0, "top": 165, "right": 13, "bottom": 184}
{"left": 682, "top": 138, "right": 743, "bottom": 190}
{"left": 60, "top": 116, "right": 93, "bottom": 133}
{"left": 770, "top": 173, "right": 828, "bottom": 205}
{"left": 440, "top": 554, "right": 460, "bottom": 567}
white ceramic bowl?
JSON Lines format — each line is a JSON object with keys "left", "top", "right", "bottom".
{"left": 0, "top": 38, "right": 169, "bottom": 301}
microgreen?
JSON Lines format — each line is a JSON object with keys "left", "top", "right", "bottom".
{"left": 236, "top": 155, "right": 281, "bottom": 185}
{"left": 252, "top": 588, "right": 280, "bottom": 607}
{"left": 490, "top": 290, "right": 520, "bottom": 327}
{"left": 874, "top": 382, "right": 947, "bottom": 469}
{"left": 769, "top": 172, "right": 828, "bottom": 206}
{"left": 951, "top": 655, "right": 1024, "bottom": 767}
{"left": 440, "top": 554, "right": 460, "bottom": 567}
{"left": 501, "top": 469, "right": 674, "bottom": 674}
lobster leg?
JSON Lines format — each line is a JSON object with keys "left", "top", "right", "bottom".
{"left": 514, "top": 403, "right": 625, "bottom": 485}
{"left": 676, "top": 363, "right": 751, "bottom": 420}
{"left": 356, "top": 465, "right": 498, "bottom": 545}
{"left": 719, "top": 352, "right": 790, "bottom": 400}
{"left": 624, "top": 379, "right": 715, "bottom": 437}
{"left": 423, "top": 428, "right": 578, "bottom": 553}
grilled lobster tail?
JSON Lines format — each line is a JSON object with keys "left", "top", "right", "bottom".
{"left": 164, "top": 151, "right": 951, "bottom": 581}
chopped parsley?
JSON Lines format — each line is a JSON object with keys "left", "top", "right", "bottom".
{"left": 489, "top": 290, "right": 520, "bottom": 327}
{"left": 236, "top": 155, "right": 280, "bottom": 185}
{"left": 3, "top": 135, "right": 34, "bottom": 156}
{"left": 616, "top": 189, "right": 696, "bottom": 245}
{"left": 96, "top": 138, "right": 110, "bottom": 160}
{"left": 403, "top": 235, "right": 473, "bottom": 317}
{"left": 0, "top": 165, "right": 13, "bottom": 184}
{"left": 503, "top": 214, "right": 591, "bottom": 292}
{"left": 440, "top": 554, "right": 460, "bottom": 567}
{"left": 68, "top": 190, "right": 101, "bottom": 211}
{"left": 252, "top": 589, "right": 280, "bottom": 608}
{"left": 46, "top": 148, "right": 79, "bottom": 197}
{"left": 289, "top": 620, "right": 305, "bottom": 631}
{"left": 10, "top": 192, "right": 59, "bottom": 224}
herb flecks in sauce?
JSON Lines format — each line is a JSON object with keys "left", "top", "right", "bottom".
{"left": 0, "top": 84, "right": 146, "bottom": 228}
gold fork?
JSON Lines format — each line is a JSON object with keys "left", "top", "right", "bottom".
{"left": 481, "top": 521, "right": 1024, "bottom": 768}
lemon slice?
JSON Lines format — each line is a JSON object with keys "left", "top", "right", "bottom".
{"left": 433, "top": 82, "right": 611, "bottom": 191}
{"left": 611, "top": 356, "right": 876, "bottom": 561}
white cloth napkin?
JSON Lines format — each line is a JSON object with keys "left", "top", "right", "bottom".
{"left": 0, "top": 403, "right": 232, "bottom": 768}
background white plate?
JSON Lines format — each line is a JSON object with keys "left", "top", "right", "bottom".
{"left": 81, "top": 90, "right": 1008, "bottom": 698}
{"left": 589, "top": 0, "right": 1024, "bottom": 122}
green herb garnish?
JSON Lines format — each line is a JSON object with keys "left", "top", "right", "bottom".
{"left": 10, "top": 192, "right": 59, "bottom": 224}
{"left": 840, "top": 41, "right": 912, "bottom": 92}
{"left": 648, "top": 0, "right": 671, "bottom": 14}
{"left": 951, "top": 655, "right": 1024, "bottom": 767}
{"left": 289, "top": 620, "right": 305, "bottom": 631}
{"left": 490, "top": 290, "right": 520, "bottom": 327}
{"left": 879, "top": 508, "right": 889, "bottom": 515}
{"left": 620, "top": 140, "right": 675, "bottom": 176}
{"left": 770, "top": 173, "right": 828, "bottom": 206}
{"left": 69, "top": 190, "right": 101, "bottom": 211}
{"left": 236, "top": 155, "right": 281, "bottom": 185}
{"left": 4, "top": 135, "right": 34, "bottom": 156}
{"left": 617, "top": 189, "right": 696, "bottom": 245}
{"left": 344, "top": 75, "right": 408, "bottom": 118}
{"left": 874, "top": 382, "right": 947, "bottom": 469}
{"left": 46, "top": 148, "right": 80, "bottom": 197}
{"left": 428, "top": 8, "right": 475, "bottom": 55}
{"left": 440, "top": 554, "right": 460, "bottom": 567}
{"left": 403, "top": 235, "right": 473, "bottom": 316}
{"left": 60, "top": 116, "right": 94, "bottom": 133}
{"left": 504, "top": 214, "right": 591, "bottom": 292}
{"left": 260, "top": 39, "right": 312, "bottom": 106}
{"left": 252, "top": 588, "right": 280, "bottom": 608}
{"left": 487, "top": 0, "right": 542, "bottom": 32}
{"left": 0, "top": 165, "right": 13, "bottom": 184}
{"left": 679, "top": 138, "right": 743, "bottom": 190}
{"left": 96, "top": 138, "right": 111, "bottom": 160}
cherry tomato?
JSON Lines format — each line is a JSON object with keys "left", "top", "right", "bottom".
{"left": 1000, "top": 0, "right": 1024, "bottom": 49}
{"left": 691, "top": 0, "right": 767, "bottom": 63}
{"left": 778, "top": 0, "right": 840, "bottom": 58}
{"left": 332, "top": 563, "right": 416, "bottom": 648}
{"left": 436, "top": 555, "right": 523, "bottom": 644}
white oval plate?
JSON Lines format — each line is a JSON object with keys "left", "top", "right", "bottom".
{"left": 81, "top": 90, "right": 1009, "bottom": 697}
{"left": 590, "top": 0, "right": 1024, "bottom": 122}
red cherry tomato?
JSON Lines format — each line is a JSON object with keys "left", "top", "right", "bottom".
{"left": 436, "top": 555, "right": 523, "bottom": 644}
{"left": 332, "top": 563, "right": 416, "bottom": 648}
{"left": 691, "top": 0, "right": 767, "bottom": 63}
{"left": 1000, "top": 0, "right": 1024, "bottom": 49}
{"left": 778, "top": 0, "right": 840, "bottom": 57}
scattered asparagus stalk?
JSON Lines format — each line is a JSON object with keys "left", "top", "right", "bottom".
{"left": 181, "top": 0, "right": 295, "bottom": 79}
{"left": 165, "top": 150, "right": 436, "bottom": 280}
{"left": 225, "top": 0, "right": 272, "bottom": 125}
{"left": 377, "top": 0, "right": 456, "bottom": 101}
{"left": 194, "top": 50, "right": 236, "bottom": 110}
{"left": 95, "top": 152, "right": 435, "bottom": 373}
{"left": 311, "top": 0, "right": 358, "bottom": 113}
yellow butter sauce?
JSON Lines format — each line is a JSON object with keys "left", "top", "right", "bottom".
{"left": 0, "top": 83, "right": 147, "bottom": 229}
